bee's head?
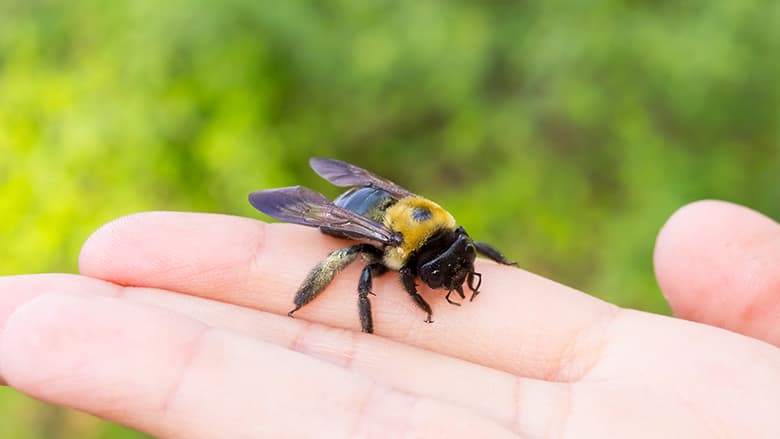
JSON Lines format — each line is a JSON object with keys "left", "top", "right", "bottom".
{"left": 418, "top": 232, "right": 477, "bottom": 291}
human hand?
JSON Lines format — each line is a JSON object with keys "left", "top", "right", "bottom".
{"left": 0, "top": 200, "right": 778, "bottom": 438}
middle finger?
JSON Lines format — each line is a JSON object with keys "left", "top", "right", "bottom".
{"left": 79, "top": 212, "right": 617, "bottom": 381}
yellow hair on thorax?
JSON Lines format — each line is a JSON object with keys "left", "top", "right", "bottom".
{"left": 382, "top": 196, "right": 455, "bottom": 270}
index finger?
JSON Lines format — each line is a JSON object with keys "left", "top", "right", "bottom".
{"left": 79, "top": 212, "right": 617, "bottom": 381}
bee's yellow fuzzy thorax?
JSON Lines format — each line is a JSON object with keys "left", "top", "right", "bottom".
{"left": 382, "top": 196, "right": 456, "bottom": 270}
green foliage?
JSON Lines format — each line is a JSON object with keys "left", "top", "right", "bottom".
{"left": 1, "top": 0, "right": 778, "bottom": 436}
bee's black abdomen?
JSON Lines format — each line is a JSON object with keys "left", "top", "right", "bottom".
{"left": 333, "top": 187, "right": 396, "bottom": 223}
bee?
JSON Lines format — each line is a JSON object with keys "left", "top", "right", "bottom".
{"left": 249, "top": 157, "right": 515, "bottom": 333}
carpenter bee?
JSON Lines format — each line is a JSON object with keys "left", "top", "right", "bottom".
{"left": 249, "top": 157, "right": 515, "bottom": 333}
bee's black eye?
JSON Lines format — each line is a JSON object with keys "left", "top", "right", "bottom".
{"left": 412, "top": 207, "right": 432, "bottom": 222}
{"left": 427, "top": 268, "right": 442, "bottom": 283}
{"left": 420, "top": 265, "right": 445, "bottom": 288}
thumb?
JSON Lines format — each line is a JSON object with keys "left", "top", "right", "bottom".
{"left": 654, "top": 200, "right": 780, "bottom": 346}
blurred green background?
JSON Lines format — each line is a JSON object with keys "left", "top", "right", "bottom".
{"left": 1, "top": 0, "right": 778, "bottom": 436}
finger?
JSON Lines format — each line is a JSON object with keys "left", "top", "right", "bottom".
{"left": 79, "top": 212, "right": 617, "bottom": 381}
{"left": 654, "top": 200, "right": 780, "bottom": 346}
{"left": 0, "top": 291, "right": 520, "bottom": 438}
{"left": 0, "top": 273, "right": 569, "bottom": 437}
{"left": 5, "top": 281, "right": 780, "bottom": 437}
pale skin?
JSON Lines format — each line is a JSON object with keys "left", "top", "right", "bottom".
{"left": 0, "top": 200, "right": 778, "bottom": 438}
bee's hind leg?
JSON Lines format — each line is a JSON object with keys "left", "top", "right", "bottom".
{"left": 357, "top": 262, "right": 387, "bottom": 333}
{"left": 289, "top": 244, "right": 382, "bottom": 318}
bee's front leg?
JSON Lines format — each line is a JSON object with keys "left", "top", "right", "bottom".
{"left": 400, "top": 267, "right": 433, "bottom": 324}
{"left": 444, "top": 286, "right": 465, "bottom": 306}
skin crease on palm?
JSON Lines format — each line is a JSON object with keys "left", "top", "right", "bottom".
{"left": 0, "top": 200, "right": 777, "bottom": 438}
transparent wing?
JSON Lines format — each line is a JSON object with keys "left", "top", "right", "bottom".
{"left": 309, "top": 157, "right": 414, "bottom": 199}
{"left": 248, "top": 186, "right": 402, "bottom": 246}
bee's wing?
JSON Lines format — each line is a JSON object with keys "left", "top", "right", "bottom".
{"left": 309, "top": 157, "right": 415, "bottom": 199}
{"left": 249, "top": 186, "right": 402, "bottom": 246}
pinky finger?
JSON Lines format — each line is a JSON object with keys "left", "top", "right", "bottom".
{"left": 0, "top": 292, "right": 518, "bottom": 439}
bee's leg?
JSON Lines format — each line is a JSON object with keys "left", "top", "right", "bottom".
{"left": 289, "top": 244, "right": 382, "bottom": 318}
{"left": 473, "top": 241, "right": 517, "bottom": 266}
{"left": 400, "top": 267, "right": 433, "bottom": 324}
{"left": 467, "top": 271, "right": 482, "bottom": 301}
{"left": 357, "top": 262, "right": 387, "bottom": 334}
{"left": 444, "top": 288, "right": 462, "bottom": 307}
